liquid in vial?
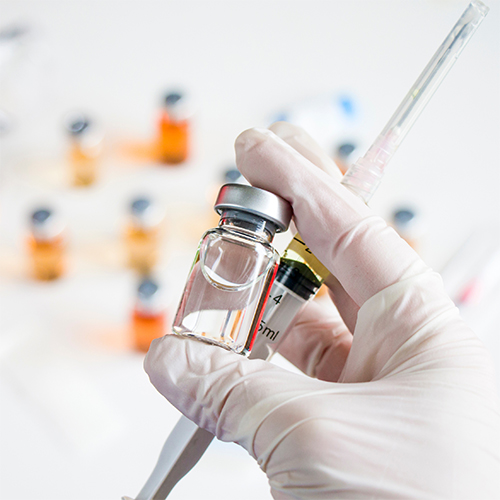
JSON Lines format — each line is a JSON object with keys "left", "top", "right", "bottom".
{"left": 172, "top": 183, "right": 292, "bottom": 355}
{"left": 132, "top": 277, "right": 168, "bottom": 352}
{"left": 125, "top": 197, "right": 164, "bottom": 273}
{"left": 157, "top": 92, "right": 191, "bottom": 165}
{"left": 28, "top": 208, "right": 66, "bottom": 281}
{"left": 66, "top": 114, "right": 102, "bottom": 187}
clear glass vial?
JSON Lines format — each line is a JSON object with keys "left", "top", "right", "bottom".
{"left": 172, "top": 183, "right": 292, "bottom": 355}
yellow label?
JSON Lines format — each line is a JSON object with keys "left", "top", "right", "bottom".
{"left": 284, "top": 233, "right": 331, "bottom": 281}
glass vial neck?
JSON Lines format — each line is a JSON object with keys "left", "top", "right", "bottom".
{"left": 218, "top": 209, "right": 277, "bottom": 242}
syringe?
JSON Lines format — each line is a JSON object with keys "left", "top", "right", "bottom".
{"left": 250, "top": 0, "right": 489, "bottom": 361}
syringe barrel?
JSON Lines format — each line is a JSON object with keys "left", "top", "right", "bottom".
{"left": 250, "top": 280, "right": 309, "bottom": 361}
{"left": 342, "top": 0, "right": 488, "bottom": 203}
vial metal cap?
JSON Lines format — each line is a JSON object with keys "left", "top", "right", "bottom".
{"left": 30, "top": 207, "right": 65, "bottom": 240}
{"left": 136, "top": 277, "right": 166, "bottom": 315}
{"left": 66, "top": 114, "right": 91, "bottom": 135}
{"left": 223, "top": 167, "right": 244, "bottom": 184}
{"left": 32, "top": 209, "right": 52, "bottom": 226}
{"left": 138, "top": 278, "right": 159, "bottom": 300}
{"left": 393, "top": 208, "right": 416, "bottom": 227}
{"left": 214, "top": 183, "right": 292, "bottom": 233}
{"left": 164, "top": 92, "right": 183, "bottom": 107}
{"left": 129, "top": 197, "right": 163, "bottom": 229}
{"left": 131, "top": 198, "right": 151, "bottom": 215}
{"left": 337, "top": 142, "right": 357, "bottom": 159}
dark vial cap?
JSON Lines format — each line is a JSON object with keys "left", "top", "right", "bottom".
{"left": 336, "top": 142, "right": 357, "bottom": 159}
{"left": 393, "top": 209, "right": 416, "bottom": 227}
{"left": 31, "top": 208, "right": 52, "bottom": 225}
{"left": 131, "top": 198, "right": 151, "bottom": 215}
{"left": 138, "top": 278, "right": 160, "bottom": 300}
{"left": 164, "top": 93, "right": 183, "bottom": 107}
{"left": 0, "top": 24, "right": 29, "bottom": 41}
{"left": 67, "top": 115, "right": 91, "bottom": 135}
{"left": 223, "top": 168, "right": 243, "bottom": 184}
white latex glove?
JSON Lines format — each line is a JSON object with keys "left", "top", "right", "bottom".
{"left": 145, "top": 123, "right": 500, "bottom": 499}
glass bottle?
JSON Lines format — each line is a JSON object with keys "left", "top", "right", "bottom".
{"left": 28, "top": 208, "right": 66, "bottom": 281}
{"left": 157, "top": 92, "right": 191, "bottom": 165}
{"left": 172, "top": 183, "right": 292, "bottom": 356}
{"left": 132, "top": 277, "right": 168, "bottom": 353}
{"left": 124, "top": 197, "right": 164, "bottom": 273}
{"left": 208, "top": 166, "right": 247, "bottom": 228}
{"left": 66, "top": 114, "right": 102, "bottom": 187}
{"left": 334, "top": 141, "right": 358, "bottom": 175}
{"left": 391, "top": 207, "right": 423, "bottom": 251}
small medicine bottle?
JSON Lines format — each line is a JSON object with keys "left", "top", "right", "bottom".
{"left": 334, "top": 141, "right": 358, "bottom": 175}
{"left": 124, "top": 197, "right": 164, "bottom": 274}
{"left": 172, "top": 183, "right": 292, "bottom": 356}
{"left": 391, "top": 207, "right": 423, "bottom": 251}
{"left": 28, "top": 208, "right": 66, "bottom": 281}
{"left": 157, "top": 92, "right": 191, "bottom": 164}
{"left": 132, "top": 277, "right": 168, "bottom": 352}
{"left": 66, "top": 114, "right": 102, "bottom": 187}
{"left": 209, "top": 166, "right": 247, "bottom": 227}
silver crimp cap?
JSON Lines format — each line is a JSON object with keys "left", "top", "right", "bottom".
{"left": 214, "top": 183, "right": 292, "bottom": 233}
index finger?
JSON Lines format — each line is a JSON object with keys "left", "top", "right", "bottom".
{"left": 235, "top": 127, "right": 427, "bottom": 307}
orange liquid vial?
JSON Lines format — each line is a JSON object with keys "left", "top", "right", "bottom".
{"left": 132, "top": 310, "right": 166, "bottom": 353}
{"left": 69, "top": 141, "right": 98, "bottom": 186}
{"left": 28, "top": 209, "right": 66, "bottom": 281}
{"left": 132, "top": 278, "right": 168, "bottom": 352}
{"left": 125, "top": 226, "right": 161, "bottom": 273}
{"left": 125, "top": 198, "right": 164, "bottom": 273}
{"left": 66, "top": 114, "right": 102, "bottom": 187}
{"left": 157, "top": 92, "right": 190, "bottom": 165}
{"left": 334, "top": 142, "right": 358, "bottom": 175}
{"left": 391, "top": 208, "right": 423, "bottom": 252}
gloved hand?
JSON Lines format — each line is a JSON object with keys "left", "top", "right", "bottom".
{"left": 145, "top": 122, "right": 500, "bottom": 499}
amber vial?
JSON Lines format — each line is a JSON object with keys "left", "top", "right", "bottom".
{"left": 132, "top": 278, "right": 167, "bottom": 352}
{"left": 391, "top": 208, "right": 423, "bottom": 251}
{"left": 157, "top": 92, "right": 190, "bottom": 164}
{"left": 125, "top": 197, "right": 164, "bottom": 273}
{"left": 66, "top": 114, "right": 102, "bottom": 186}
{"left": 334, "top": 141, "right": 358, "bottom": 175}
{"left": 28, "top": 209, "right": 66, "bottom": 281}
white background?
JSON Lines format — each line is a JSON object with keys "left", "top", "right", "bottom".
{"left": 0, "top": 1, "right": 499, "bottom": 499}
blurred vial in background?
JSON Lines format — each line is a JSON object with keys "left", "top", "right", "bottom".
{"left": 391, "top": 207, "right": 424, "bottom": 252}
{"left": 172, "top": 183, "right": 292, "bottom": 355}
{"left": 333, "top": 141, "right": 359, "bottom": 175}
{"left": 65, "top": 113, "right": 103, "bottom": 187}
{"left": 124, "top": 197, "right": 164, "bottom": 274}
{"left": 132, "top": 277, "right": 168, "bottom": 353}
{"left": 28, "top": 207, "right": 66, "bottom": 280}
{"left": 208, "top": 166, "right": 247, "bottom": 227}
{"left": 157, "top": 91, "right": 191, "bottom": 165}
{"left": 222, "top": 167, "right": 245, "bottom": 185}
